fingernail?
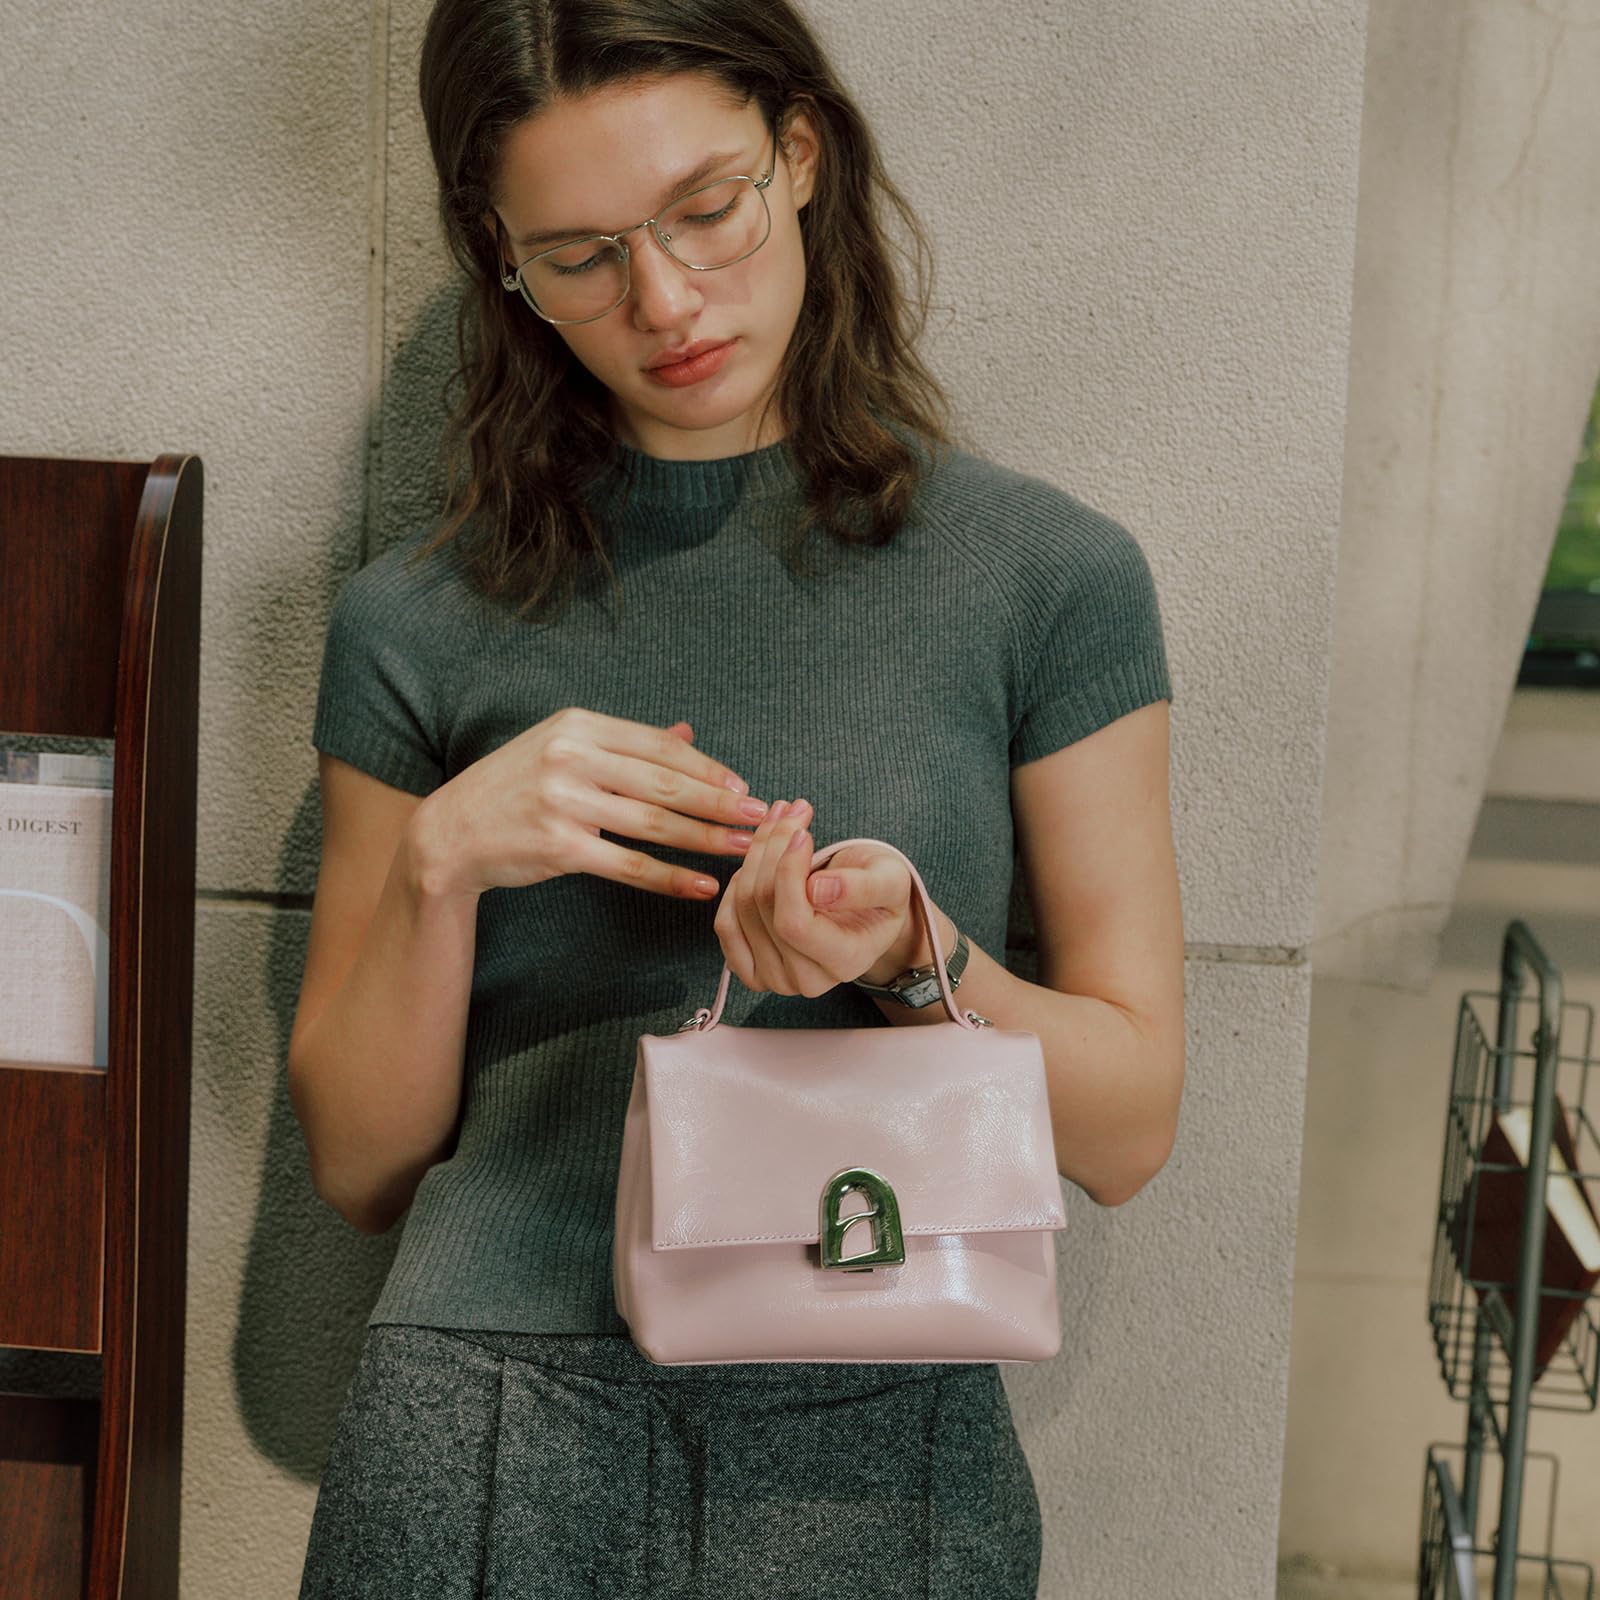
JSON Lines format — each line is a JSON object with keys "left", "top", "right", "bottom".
{"left": 739, "top": 797, "right": 770, "bottom": 819}
{"left": 770, "top": 800, "right": 790, "bottom": 821}
{"left": 724, "top": 774, "right": 749, "bottom": 795}
{"left": 813, "top": 875, "right": 841, "bottom": 904}
{"left": 785, "top": 828, "right": 809, "bottom": 853}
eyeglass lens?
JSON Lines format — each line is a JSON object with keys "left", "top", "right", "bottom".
{"left": 520, "top": 176, "right": 771, "bottom": 322}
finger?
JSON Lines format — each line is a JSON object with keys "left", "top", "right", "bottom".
{"left": 713, "top": 869, "right": 761, "bottom": 990}
{"left": 802, "top": 853, "right": 916, "bottom": 945}
{"left": 753, "top": 798, "right": 809, "bottom": 926}
{"left": 807, "top": 862, "right": 842, "bottom": 908}
{"left": 735, "top": 799, "right": 798, "bottom": 992}
{"left": 775, "top": 823, "right": 839, "bottom": 993}
{"left": 582, "top": 782, "right": 767, "bottom": 860}
{"left": 755, "top": 799, "right": 831, "bottom": 992}
{"left": 572, "top": 726, "right": 770, "bottom": 841}
{"left": 735, "top": 798, "right": 818, "bottom": 993}
{"left": 585, "top": 709, "right": 756, "bottom": 800}
{"left": 564, "top": 829, "right": 723, "bottom": 902}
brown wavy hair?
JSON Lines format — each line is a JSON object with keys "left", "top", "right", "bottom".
{"left": 413, "top": 0, "right": 967, "bottom": 621}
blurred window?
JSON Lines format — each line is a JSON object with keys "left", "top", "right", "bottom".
{"left": 1521, "top": 378, "right": 1600, "bottom": 687}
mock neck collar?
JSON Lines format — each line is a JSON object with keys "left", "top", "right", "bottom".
{"left": 593, "top": 434, "right": 802, "bottom": 513}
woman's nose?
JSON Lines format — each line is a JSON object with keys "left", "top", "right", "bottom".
{"left": 627, "top": 228, "right": 703, "bottom": 328}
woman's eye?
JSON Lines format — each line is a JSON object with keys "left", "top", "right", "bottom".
{"left": 683, "top": 201, "right": 737, "bottom": 226}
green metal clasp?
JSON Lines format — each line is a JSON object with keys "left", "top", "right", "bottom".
{"left": 819, "top": 1167, "right": 905, "bottom": 1271}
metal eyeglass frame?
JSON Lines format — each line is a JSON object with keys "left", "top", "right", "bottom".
{"left": 497, "top": 122, "right": 779, "bottom": 326}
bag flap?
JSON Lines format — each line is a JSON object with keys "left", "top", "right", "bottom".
{"left": 641, "top": 1023, "right": 1066, "bottom": 1249}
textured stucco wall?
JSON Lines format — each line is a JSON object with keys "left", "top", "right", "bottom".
{"left": 1315, "top": 0, "right": 1600, "bottom": 992}
{"left": 0, "top": 1, "right": 1365, "bottom": 1595}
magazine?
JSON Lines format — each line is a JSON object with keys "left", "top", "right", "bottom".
{"left": 0, "top": 746, "right": 114, "bottom": 1068}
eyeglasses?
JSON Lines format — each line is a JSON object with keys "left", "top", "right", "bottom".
{"left": 497, "top": 124, "right": 779, "bottom": 326}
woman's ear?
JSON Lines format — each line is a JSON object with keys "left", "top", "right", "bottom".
{"left": 778, "top": 103, "right": 821, "bottom": 212}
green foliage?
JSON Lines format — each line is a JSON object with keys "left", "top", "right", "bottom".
{"left": 1544, "top": 380, "right": 1600, "bottom": 592}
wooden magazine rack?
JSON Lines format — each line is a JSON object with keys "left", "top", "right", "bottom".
{"left": 0, "top": 454, "right": 203, "bottom": 1599}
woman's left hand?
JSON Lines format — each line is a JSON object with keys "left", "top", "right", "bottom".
{"left": 714, "top": 798, "right": 914, "bottom": 997}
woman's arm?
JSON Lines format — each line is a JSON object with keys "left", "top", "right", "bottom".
{"left": 861, "top": 700, "right": 1185, "bottom": 1208}
{"left": 287, "top": 754, "right": 480, "bottom": 1235}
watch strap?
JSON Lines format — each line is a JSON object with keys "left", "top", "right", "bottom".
{"left": 852, "top": 927, "right": 970, "bottom": 1008}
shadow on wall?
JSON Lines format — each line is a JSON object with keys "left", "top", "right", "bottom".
{"left": 231, "top": 858, "right": 400, "bottom": 1480}
{"left": 229, "top": 287, "right": 460, "bottom": 1480}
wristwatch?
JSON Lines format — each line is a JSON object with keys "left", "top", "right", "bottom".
{"left": 851, "top": 928, "right": 970, "bottom": 1008}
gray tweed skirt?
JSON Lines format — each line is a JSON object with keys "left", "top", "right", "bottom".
{"left": 296, "top": 1324, "right": 1042, "bottom": 1599}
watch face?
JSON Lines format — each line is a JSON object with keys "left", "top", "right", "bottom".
{"left": 896, "top": 975, "right": 943, "bottom": 1007}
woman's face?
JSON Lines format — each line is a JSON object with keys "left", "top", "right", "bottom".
{"left": 491, "top": 73, "right": 819, "bottom": 462}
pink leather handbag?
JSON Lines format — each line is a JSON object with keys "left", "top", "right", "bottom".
{"left": 612, "top": 837, "right": 1067, "bottom": 1365}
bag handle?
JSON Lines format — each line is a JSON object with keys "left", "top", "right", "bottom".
{"left": 683, "top": 837, "right": 988, "bottom": 1033}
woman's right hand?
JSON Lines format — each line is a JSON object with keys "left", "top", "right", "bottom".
{"left": 410, "top": 706, "right": 768, "bottom": 902}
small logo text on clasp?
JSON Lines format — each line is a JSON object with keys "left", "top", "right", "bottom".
{"left": 818, "top": 1167, "right": 906, "bottom": 1271}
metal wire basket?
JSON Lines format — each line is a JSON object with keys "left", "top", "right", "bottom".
{"left": 1418, "top": 1443, "right": 1594, "bottom": 1600}
{"left": 1428, "top": 985, "right": 1600, "bottom": 1414}
{"left": 1420, "top": 922, "right": 1600, "bottom": 1600}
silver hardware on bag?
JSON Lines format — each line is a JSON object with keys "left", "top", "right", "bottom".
{"left": 818, "top": 1166, "right": 906, "bottom": 1272}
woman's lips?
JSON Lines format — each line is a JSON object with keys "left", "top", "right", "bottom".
{"left": 645, "top": 339, "right": 737, "bottom": 388}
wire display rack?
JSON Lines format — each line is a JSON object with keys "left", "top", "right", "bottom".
{"left": 1419, "top": 1445, "right": 1592, "bottom": 1599}
{"left": 1419, "top": 920, "right": 1600, "bottom": 1600}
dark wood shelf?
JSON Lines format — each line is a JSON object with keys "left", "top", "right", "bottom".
{"left": 0, "top": 453, "right": 203, "bottom": 1600}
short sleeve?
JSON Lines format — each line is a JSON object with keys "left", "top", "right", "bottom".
{"left": 311, "top": 557, "right": 445, "bottom": 797}
{"left": 1009, "top": 512, "right": 1174, "bottom": 768}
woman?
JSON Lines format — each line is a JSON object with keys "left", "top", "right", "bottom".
{"left": 290, "top": 1, "right": 1185, "bottom": 1595}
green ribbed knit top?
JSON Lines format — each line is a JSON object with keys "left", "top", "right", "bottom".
{"left": 310, "top": 432, "right": 1174, "bottom": 1334}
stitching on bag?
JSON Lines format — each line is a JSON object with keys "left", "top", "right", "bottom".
{"left": 653, "top": 1218, "right": 1063, "bottom": 1247}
